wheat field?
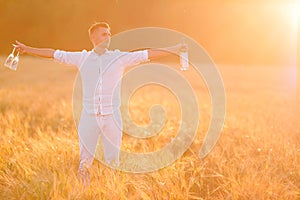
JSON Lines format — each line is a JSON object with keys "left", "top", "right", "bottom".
{"left": 0, "top": 56, "right": 299, "bottom": 199}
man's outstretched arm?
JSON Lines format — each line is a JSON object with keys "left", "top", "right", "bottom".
{"left": 147, "top": 43, "right": 188, "bottom": 60}
{"left": 13, "top": 41, "right": 55, "bottom": 59}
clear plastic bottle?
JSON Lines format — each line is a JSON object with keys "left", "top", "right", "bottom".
{"left": 180, "top": 39, "right": 189, "bottom": 71}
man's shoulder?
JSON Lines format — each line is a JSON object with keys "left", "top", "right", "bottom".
{"left": 82, "top": 49, "right": 92, "bottom": 54}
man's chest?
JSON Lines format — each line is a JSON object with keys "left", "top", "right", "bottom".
{"left": 79, "top": 53, "right": 125, "bottom": 84}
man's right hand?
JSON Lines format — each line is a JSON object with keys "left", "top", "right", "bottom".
{"left": 12, "top": 41, "right": 55, "bottom": 59}
{"left": 13, "top": 41, "right": 27, "bottom": 54}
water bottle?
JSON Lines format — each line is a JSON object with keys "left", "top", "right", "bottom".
{"left": 180, "top": 39, "right": 189, "bottom": 71}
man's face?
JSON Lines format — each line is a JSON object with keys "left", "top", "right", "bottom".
{"left": 91, "top": 27, "right": 111, "bottom": 48}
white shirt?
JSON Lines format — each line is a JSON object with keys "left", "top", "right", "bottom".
{"left": 54, "top": 49, "right": 149, "bottom": 115}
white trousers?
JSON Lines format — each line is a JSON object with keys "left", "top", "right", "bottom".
{"left": 78, "top": 109, "right": 122, "bottom": 170}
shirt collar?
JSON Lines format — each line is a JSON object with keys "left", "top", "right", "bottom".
{"left": 92, "top": 48, "right": 109, "bottom": 56}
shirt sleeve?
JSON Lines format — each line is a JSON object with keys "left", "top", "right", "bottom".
{"left": 53, "top": 49, "right": 88, "bottom": 68}
{"left": 120, "top": 50, "right": 149, "bottom": 67}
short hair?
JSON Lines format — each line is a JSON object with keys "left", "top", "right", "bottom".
{"left": 88, "top": 22, "right": 111, "bottom": 36}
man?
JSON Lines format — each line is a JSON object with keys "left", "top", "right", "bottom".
{"left": 14, "top": 22, "right": 187, "bottom": 185}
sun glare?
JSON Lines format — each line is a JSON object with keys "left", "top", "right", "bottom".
{"left": 278, "top": 2, "right": 300, "bottom": 29}
{"left": 288, "top": 3, "right": 300, "bottom": 26}
{"left": 288, "top": 3, "right": 300, "bottom": 95}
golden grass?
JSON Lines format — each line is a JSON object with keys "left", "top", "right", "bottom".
{"left": 0, "top": 56, "right": 299, "bottom": 199}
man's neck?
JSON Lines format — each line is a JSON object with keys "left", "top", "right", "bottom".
{"left": 93, "top": 43, "right": 108, "bottom": 55}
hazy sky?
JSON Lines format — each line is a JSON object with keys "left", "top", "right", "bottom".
{"left": 0, "top": 0, "right": 298, "bottom": 66}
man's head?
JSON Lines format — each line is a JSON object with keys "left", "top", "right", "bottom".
{"left": 88, "top": 22, "right": 111, "bottom": 48}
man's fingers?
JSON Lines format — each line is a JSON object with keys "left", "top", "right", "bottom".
{"left": 12, "top": 41, "right": 26, "bottom": 54}
{"left": 178, "top": 43, "right": 188, "bottom": 52}
{"left": 12, "top": 45, "right": 23, "bottom": 54}
{"left": 17, "top": 48, "right": 25, "bottom": 54}
{"left": 15, "top": 40, "right": 22, "bottom": 45}
{"left": 181, "top": 43, "right": 188, "bottom": 51}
